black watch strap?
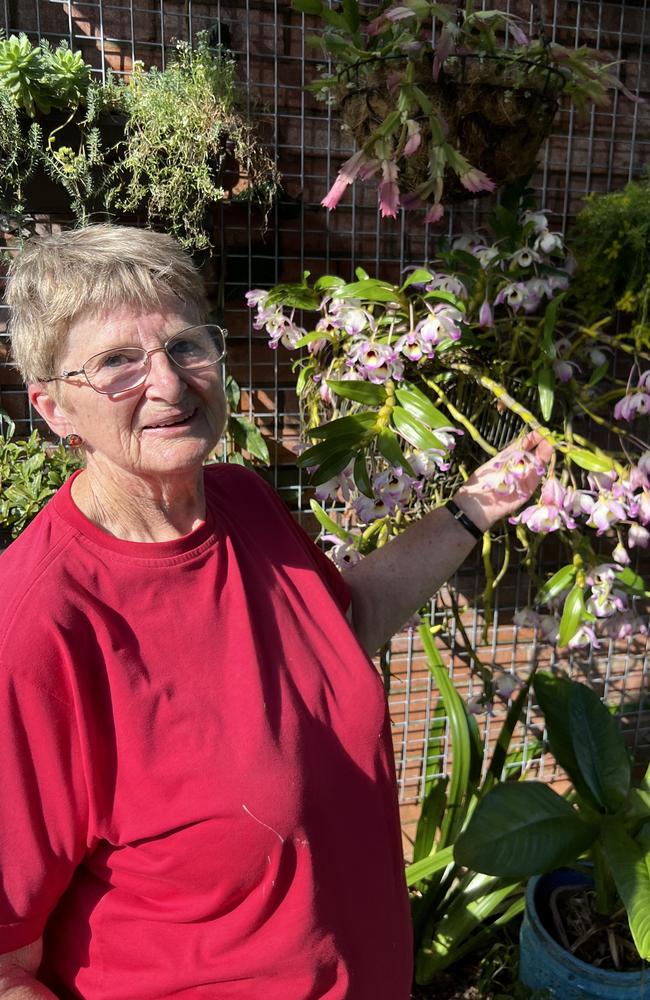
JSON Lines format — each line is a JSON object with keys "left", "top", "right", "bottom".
{"left": 444, "top": 499, "right": 484, "bottom": 541}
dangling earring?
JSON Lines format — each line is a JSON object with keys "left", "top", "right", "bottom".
{"left": 64, "top": 433, "right": 83, "bottom": 448}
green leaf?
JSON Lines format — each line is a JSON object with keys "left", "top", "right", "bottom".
{"left": 228, "top": 415, "right": 269, "bottom": 464}
{"left": 294, "top": 330, "right": 332, "bottom": 349}
{"left": 423, "top": 289, "right": 466, "bottom": 310}
{"left": 616, "top": 566, "right": 647, "bottom": 595}
{"left": 391, "top": 407, "right": 445, "bottom": 452}
{"left": 377, "top": 428, "right": 414, "bottom": 475}
{"left": 341, "top": 0, "right": 360, "bottom": 32}
{"left": 558, "top": 582, "right": 587, "bottom": 647}
{"left": 265, "top": 284, "right": 321, "bottom": 310}
{"left": 413, "top": 778, "right": 447, "bottom": 864}
{"left": 314, "top": 275, "right": 345, "bottom": 292}
{"left": 332, "top": 279, "right": 402, "bottom": 304}
{"left": 567, "top": 448, "right": 615, "bottom": 472}
{"left": 326, "top": 379, "right": 387, "bottom": 406}
{"left": 534, "top": 673, "right": 602, "bottom": 812}
{"left": 395, "top": 385, "right": 451, "bottom": 430}
{"left": 309, "top": 498, "right": 350, "bottom": 542}
{"left": 569, "top": 681, "right": 630, "bottom": 813}
{"left": 308, "top": 412, "right": 376, "bottom": 440}
{"left": 353, "top": 452, "right": 373, "bottom": 498}
{"left": 400, "top": 268, "right": 434, "bottom": 291}
{"left": 587, "top": 361, "right": 609, "bottom": 388}
{"left": 309, "top": 447, "right": 357, "bottom": 486}
{"left": 406, "top": 845, "right": 455, "bottom": 886}
{"left": 297, "top": 435, "right": 364, "bottom": 468}
{"left": 536, "top": 366, "right": 555, "bottom": 422}
{"left": 536, "top": 564, "right": 577, "bottom": 605}
{"left": 601, "top": 817, "right": 650, "bottom": 961}
{"left": 542, "top": 292, "right": 566, "bottom": 355}
{"left": 454, "top": 782, "right": 598, "bottom": 877}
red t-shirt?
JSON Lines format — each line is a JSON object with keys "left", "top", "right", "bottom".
{"left": 0, "top": 464, "right": 412, "bottom": 999}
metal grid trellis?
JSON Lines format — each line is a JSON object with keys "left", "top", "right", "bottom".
{"left": 1, "top": 0, "right": 649, "bottom": 835}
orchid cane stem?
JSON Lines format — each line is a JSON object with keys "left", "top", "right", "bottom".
{"left": 424, "top": 378, "right": 497, "bottom": 455}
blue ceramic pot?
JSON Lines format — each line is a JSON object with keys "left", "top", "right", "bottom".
{"left": 520, "top": 868, "right": 650, "bottom": 999}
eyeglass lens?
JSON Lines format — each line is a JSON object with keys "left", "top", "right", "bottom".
{"left": 84, "top": 325, "right": 225, "bottom": 393}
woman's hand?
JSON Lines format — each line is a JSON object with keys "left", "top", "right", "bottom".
{"left": 453, "top": 432, "right": 554, "bottom": 534}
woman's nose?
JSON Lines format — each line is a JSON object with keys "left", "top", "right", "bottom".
{"left": 144, "top": 347, "right": 186, "bottom": 399}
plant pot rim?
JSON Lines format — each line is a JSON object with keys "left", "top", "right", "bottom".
{"left": 527, "top": 869, "right": 649, "bottom": 984}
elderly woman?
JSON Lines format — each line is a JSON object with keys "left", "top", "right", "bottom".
{"left": 0, "top": 225, "right": 550, "bottom": 1000}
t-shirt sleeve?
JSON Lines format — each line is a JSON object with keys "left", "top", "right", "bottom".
{"left": 0, "top": 667, "right": 89, "bottom": 952}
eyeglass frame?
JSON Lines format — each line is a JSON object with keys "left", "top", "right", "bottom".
{"left": 39, "top": 324, "right": 227, "bottom": 395}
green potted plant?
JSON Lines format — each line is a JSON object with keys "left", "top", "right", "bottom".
{"left": 454, "top": 671, "right": 650, "bottom": 997}
{"left": 295, "top": 0, "right": 642, "bottom": 224}
{"left": 0, "top": 32, "right": 279, "bottom": 249}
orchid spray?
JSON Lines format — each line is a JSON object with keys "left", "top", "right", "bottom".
{"left": 248, "top": 195, "right": 650, "bottom": 698}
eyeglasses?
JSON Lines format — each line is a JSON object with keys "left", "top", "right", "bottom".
{"left": 41, "top": 324, "right": 227, "bottom": 395}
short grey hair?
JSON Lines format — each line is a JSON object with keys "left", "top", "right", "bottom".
{"left": 7, "top": 224, "right": 209, "bottom": 383}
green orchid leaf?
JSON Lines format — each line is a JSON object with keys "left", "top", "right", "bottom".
{"left": 400, "top": 268, "right": 434, "bottom": 291}
{"left": 587, "top": 361, "right": 609, "bottom": 387}
{"left": 326, "top": 379, "right": 387, "bottom": 406}
{"left": 541, "top": 292, "right": 566, "bottom": 356}
{"left": 308, "top": 412, "right": 376, "bottom": 440}
{"left": 341, "top": 0, "right": 360, "bottom": 32}
{"left": 355, "top": 266, "right": 370, "bottom": 280}
{"left": 391, "top": 406, "right": 444, "bottom": 452}
{"left": 265, "top": 283, "right": 321, "bottom": 310}
{"left": 313, "top": 275, "right": 345, "bottom": 292}
{"left": 601, "top": 817, "right": 650, "bottom": 961}
{"left": 309, "top": 447, "right": 357, "bottom": 486}
{"left": 422, "top": 289, "right": 466, "bottom": 311}
{"left": 298, "top": 435, "right": 365, "bottom": 468}
{"left": 395, "top": 385, "right": 451, "bottom": 430}
{"left": 568, "top": 681, "right": 630, "bottom": 813}
{"left": 332, "top": 279, "right": 402, "bottom": 304}
{"left": 454, "top": 782, "right": 598, "bottom": 878}
{"left": 295, "top": 362, "right": 316, "bottom": 398}
{"left": 616, "top": 566, "right": 647, "bottom": 595}
{"left": 377, "top": 428, "right": 414, "bottom": 475}
{"left": 567, "top": 448, "right": 615, "bottom": 472}
{"left": 536, "top": 366, "right": 555, "bottom": 422}
{"left": 558, "top": 582, "right": 587, "bottom": 647}
{"left": 309, "top": 498, "right": 350, "bottom": 542}
{"left": 536, "top": 564, "right": 577, "bottom": 605}
{"left": 294, "top": 330, "right": 332, "bottom": 349}
{"left": 353, "top": 452, "right": 373, "bottom": 498}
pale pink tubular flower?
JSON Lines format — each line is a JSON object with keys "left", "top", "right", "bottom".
{"left": 424, "top": 202, "right": 445, "bottom": 224}
{"left": 403, "top": 120, "right": 422, "bottom": 157}
{"left": 478, "top": 300, "right": 493, "bottom": 328}
{"left": 321, "top": 149, "right": 369, "bottom": 211}
{"left": 629, "top": 523, "right": 650, "bottom": 548}
{"left": 459, "top": 167, "right": 496, "bottom": 194}
{"left": 378, "top": 160, "right": 400, "bottom": 218}
{"left": 612, "top": 542, "right": 631, "bottom": 565}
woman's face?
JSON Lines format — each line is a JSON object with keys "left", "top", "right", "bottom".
{"left": 32, "top": 299, "right": 227, "bottom": 484}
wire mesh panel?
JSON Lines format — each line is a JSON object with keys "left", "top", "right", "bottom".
{"left": 1, "top": 0, "right": 649, "bottom": 835}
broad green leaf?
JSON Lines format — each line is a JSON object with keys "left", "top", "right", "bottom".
{"left": 295, "top": 362, "right": 316, "bottom": 398}
{"left": 298, "top": 435, "right": 364, "bottom": 468}
{"left": 454, "top": 782, "right": 598, "bottom": 877}
{"left": 534, "top": 673, "right": 602, "bottom": 812}
{"left": 228, "top": 415, "right": 269, "bottom": 463}
{"left": 294, "top": 330, "right": 332, "bottom": 349}
{"left": 265, "top": 283, "right": 320, "bottom": 310}
{"left": 400, "top": 268, "right": 434, "bottom": 291}
{"left": 309, "top": 498, "right": 350, "bottom": 542}
{"left": 558, "top": 582, "right": 587, "bottom": 647}
{"left": 423, "top": 289, "right": 466, "bottom": 310}
{"left": 616, "top": 566, "right": 647, "bottom": 595}
{"left": 587, "top": 361, "right": 609, "bottom": 388}
{"left": 536, "top": 366, "right": 555, "bottom": 422}
{"left": 342, "top": 0, "right": 360, "bottom": 32}
{"left": 308, "top": 412, "right": 376, "bottom": 440}
{"left": 225, "top": 374, "right": 241, "bottom": 408}
{"left": 569, "top": 682, "right": 630, "bottom": 813}
{"left": 391, "top": 407, "right": 444, "bottom": 452}
{"left": 355, "top": 267, "right": 370, "bottom": 280}
{"left": 601, "top": 816, "right": 650, "bottom": 960}
{"left": 320, "top": 9, "right": 350, "bottom": 30}
{"left": 314, "top": 275, "right": 345, "bottom": 292}
{"left": 406, "top": 845, "right": 454, "bottom": 886}
{"left": 541, "top": 292, "right": 566, "bottom": 355}
{"left": 326, "top": 379, "right": 387, "bottom": 406}
{"left": 536, "top": 564, "right": 577, "bottom": 605}
{"left": 353, "top": 452, "right": 373, "bottom": 498}
{"left": 377, "top": 428, "right": 414, "bottom": 475}
{"left": 309, "top": 447, "right": 357, "bottom": 486}
{"left": 332, "top": 279, "right": 402, "bottom": 304}
{"left": 420, "top": 625, "right": 471, "bottom": 847}
{"left": 395, "top": 385, "right": 451, "bottom": 430}
{"left": 413, "top": 778, "right": 447, "bottom": 864}
{"left": 567, "top": 448, "right": 615, "bottom": 472}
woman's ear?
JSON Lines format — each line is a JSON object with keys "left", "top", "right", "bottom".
{"left": 28, "top": 383, "right": 76, "bottom": 439}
